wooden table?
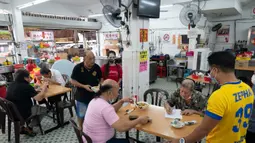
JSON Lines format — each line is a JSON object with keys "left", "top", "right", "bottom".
{"left": 42, "top": 84, "right": 72, "bottom": 134}
{"left": 117, "top": 104, "right": 202, "bottom": 140}
{"left": 186, "top": 75, "right": 210, "bottom": 84}
{"left": 44, "top": 84, "right": 71, "bottom": 98}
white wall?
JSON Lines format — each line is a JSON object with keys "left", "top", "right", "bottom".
{"left": 149, "top": 5, "right": 207, "bottom": 56}
{"left": 98, "top": 4, "right": 207, "bottom": 57}
{"left": 208, "top": 1, "right": 255, "bottom": 48}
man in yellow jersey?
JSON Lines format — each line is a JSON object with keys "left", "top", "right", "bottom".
{"left": 170, "top": 51, "right": 254, "bottom": 143}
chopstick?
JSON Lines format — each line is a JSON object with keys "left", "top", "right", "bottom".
{"left": 125, "top": 106, "right": 136, "bottom": 115}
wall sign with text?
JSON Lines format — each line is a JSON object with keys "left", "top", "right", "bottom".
{"left": 140, "top": 29, "right": 148, "bottom": 43}
{"left": 30, "top": 31, "right": 54, "bottom": 41}
{"left": 139, "top": 51, "right": 148, "bottom": 72}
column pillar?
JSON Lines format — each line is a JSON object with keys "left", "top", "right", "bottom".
{"left": 10, "top": 0, "right": 27, "bottom": 61}
{"left": 187, "top": 29, "right": 198, "bottom": 70}
{"left": 122, "top": 6, "right": 150, "bottom": 101}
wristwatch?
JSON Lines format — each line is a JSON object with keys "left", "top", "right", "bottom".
{"left": 179, "top": 138, "right": 186, "bottom": 143}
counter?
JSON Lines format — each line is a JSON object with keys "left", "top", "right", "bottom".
{"left": 0, "top": 65, "right": 14, "bottom": 74}
{"left": 235, "top": 66, "right": 255, "bottom": 71}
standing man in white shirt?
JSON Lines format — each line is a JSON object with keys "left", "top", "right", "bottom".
{"left": 40, "top": 67, "right": 66, "bottom": 86}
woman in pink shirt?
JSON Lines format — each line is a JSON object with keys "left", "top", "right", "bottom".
{"left": 83, "top": 79, "right": 150, "bottom": 143}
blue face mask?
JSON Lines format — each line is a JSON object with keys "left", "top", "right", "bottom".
{"left": 211, "top": 77, "right": 218, "bottom": 84}
{"left": 210, "top": 70, "right": 218, "bottom": 84}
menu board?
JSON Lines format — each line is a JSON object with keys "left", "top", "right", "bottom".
{"left": 30, "top": 31, "right": 54, "bottom": 41}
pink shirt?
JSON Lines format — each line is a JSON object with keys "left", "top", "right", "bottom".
{"left": 83, "top": 98, "right": 119, "bottom": 143}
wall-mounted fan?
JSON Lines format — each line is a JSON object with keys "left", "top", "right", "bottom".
{"left": 101, "top": 0, "right": 132, "bottom": 28}
{"left": 101, "top": 0, "right": 132, "bottom": 11}
{"left": 102, "top": 5, "right": 122, "bottom": 28}
{"left": 212, "top": 23, "right": 222, "bottom": 32}
{"left": 179, "top": 4, "right": 201, "bottom": 28}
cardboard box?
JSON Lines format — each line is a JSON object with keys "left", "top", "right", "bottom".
{"left": 235, "top": 60, "right": 249, "bottom": 68}
{"left": 68, "top": 48, "right": 79, "bottom": 56}
{"left": 56, "top": 53, "right": 67, "bottom": 59}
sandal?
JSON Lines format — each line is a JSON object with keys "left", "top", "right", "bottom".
{"left": 20, "top": 127, "right": 37, "bottom": 137}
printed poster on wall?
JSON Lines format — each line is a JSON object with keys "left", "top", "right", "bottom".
{"left": 216, "top": 25, "right": 230, "bottom": 43}
{"left": 103, "top": 32, "right": 119, "bottom": 40}
{"left": 30, "top": 31, "right": 54, "bottom": 41}
{"left": 140, "top": 29, "right": 148, "bottom": 42}
{"left": 139, "top": 51, "right": 148, "bottom": 72}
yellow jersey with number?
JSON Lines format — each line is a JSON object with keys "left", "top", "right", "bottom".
{"left": 205, "top": 81, "right": 254, "bottom": 143}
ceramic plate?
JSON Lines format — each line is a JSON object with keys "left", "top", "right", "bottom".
{"left": 91, "top": 86, "right": 99, "bottom": 93}
{"left": 170, "top": 121, "right": 185, "bottom": 129}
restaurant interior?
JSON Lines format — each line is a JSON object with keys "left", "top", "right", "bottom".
{"left": 0, "top": 0, "right": 255, "bottom": 143}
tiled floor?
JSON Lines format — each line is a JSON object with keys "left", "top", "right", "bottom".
{"left": 0, "top": 78, "right": 204, "bottom": 143}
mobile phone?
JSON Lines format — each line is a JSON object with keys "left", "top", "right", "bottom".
{"left": 184, "top": 120, "right": 197, "bottom": 126}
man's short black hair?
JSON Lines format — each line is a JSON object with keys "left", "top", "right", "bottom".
{"left": 208, "top": 51, "right": 235, "bottom": 73}
{"left": 40, "top": 67, "right": 51, "bottom": 75}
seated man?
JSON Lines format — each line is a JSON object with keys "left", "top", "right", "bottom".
{"left": 40, "top": 67, "right": 65, "bottom": 86}
{"left": 84, "top": 79, "right": 150, "bottom": 143}
{"left": 164, "top": 79, "right": 207, "bottom": 116}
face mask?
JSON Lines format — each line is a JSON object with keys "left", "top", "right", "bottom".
{"left": 109, "top": 59, "right": 115, "bottom": 64}
{"left": 210, "top": 69, "right": 218, "bottom": 84}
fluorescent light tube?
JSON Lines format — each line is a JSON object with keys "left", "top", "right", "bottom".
{"left": 88, "top": 14, "right": 104, "bottom": 18}
{"left": 17, "top": 0, "right": 50, "bottom": 9}
{"left": 33, "top": 0, "right": 50, "bottom": 5}
{"left": 160, "top": 4, "right": 174, "bottom": 8}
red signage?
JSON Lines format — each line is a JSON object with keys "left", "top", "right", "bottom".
{"left": 252, "top": 8, "right": 255, "bottom": 15}
{"left": 140, "top": 29, "right": 148, "bottom": 42}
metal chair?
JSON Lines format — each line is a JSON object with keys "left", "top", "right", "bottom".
{"left": 69, "top": 119, "right": 92, "bottom": 143}
{"left": 135, "top": 88, "right": 169, "bottom": 142}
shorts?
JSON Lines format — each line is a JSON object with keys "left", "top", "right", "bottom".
{"left": 75, "top": 101, "right": 88, "bottom": 119}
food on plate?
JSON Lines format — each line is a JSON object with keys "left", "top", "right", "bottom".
{"left": 136, "top": 101, "right": 149, "bottom": 109}
{"left": 91, "top": 86, "right": 99, "bottom": 93}
{"left": 171, "top": 118, "right": 185, "bottom": 129}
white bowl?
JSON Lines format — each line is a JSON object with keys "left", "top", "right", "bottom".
{"left": 170, "top": 121, "right": 185, "bottom": 129}
{"left": 136, "top": 101, "right": 149, "bottom": 110}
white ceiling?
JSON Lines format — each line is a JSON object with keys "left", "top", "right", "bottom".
{"left": 52, "top": 0, "right": 100, "bottom": 6}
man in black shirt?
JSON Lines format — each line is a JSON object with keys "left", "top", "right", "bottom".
{"left": 71, "top": 50, "right": 102, "bottom": 129}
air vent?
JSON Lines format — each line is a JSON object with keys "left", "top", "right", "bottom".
{"left": 22, "top": 11, "right": 96, "bottom": 22}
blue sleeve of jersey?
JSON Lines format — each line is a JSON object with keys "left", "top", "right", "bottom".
{"left": 205, "top": 110, "right": 223, "bottom": 120}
